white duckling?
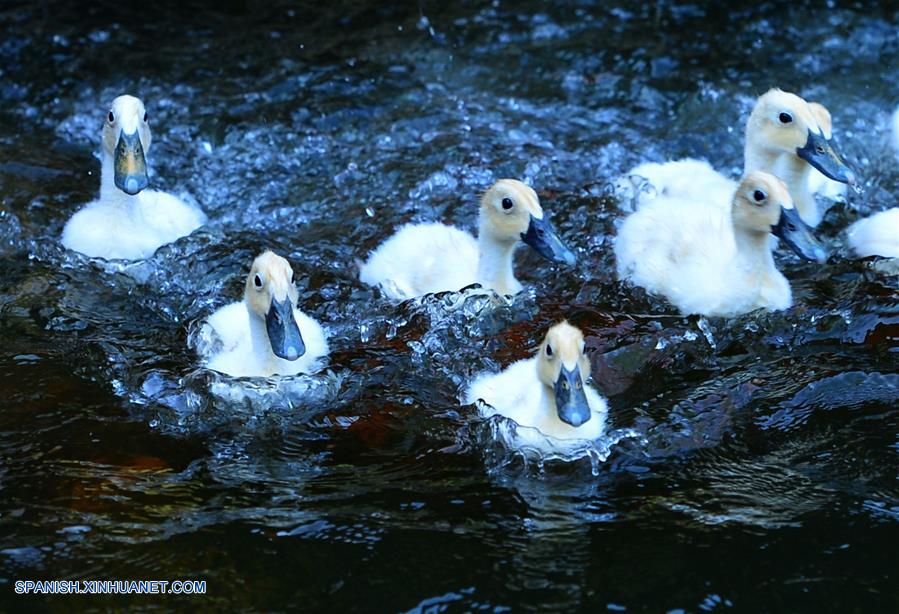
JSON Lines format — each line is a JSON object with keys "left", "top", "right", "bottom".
{"left": 465, "top": 321, "right": 607, "bottom": 453}
{"left": 358, "top": 179, "right": 575, "bottom": 300}
{"left": 201, "top": 251, "right": 328, "bottom": 378}
{"left": 620, "top": 89, "right": 855, "bottom": 227}
{"left": 847, "top": 208, "right": 899, "bottom": 259}
{"left": 61, "top": 95, "right": 206, "bottom": 260}
{"left": 844, "top": 110, "right": 899, "bottom": 260}
{"left": 615, "top": 171, "right": 827, "bottom": 317}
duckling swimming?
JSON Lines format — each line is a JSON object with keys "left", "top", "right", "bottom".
{"left": 200, "top": 251, "right": 328, "bottom": 378}
{"left": 621, "top": 89, "right": 855, "bottom": 227}
{"left": 358, "top": 179, "right": 575, "bottom": 300}
{"left": 465, "top": 321, "right": 607, "bottom": 453}
{"left": 615, "top": 171, "right": 827, "bottom": 317}
{"left": 61, "top": 95, "right": 206, "bottom": 260}
{"left": 847, "top": 208, "right": 899, "bottom": 259}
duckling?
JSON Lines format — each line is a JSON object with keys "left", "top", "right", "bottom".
{"left": 61, "top": 95, "right": 206, "bottom": 260}
{"left": 358, "top": 179, "right": 575, "bottom": 300}
{"left": 615, "top": 171, "right": 827, "bottom": 317}
{"left": 200, "top": 251, "right": 328, "bottom": 378}
{"left": 847, "top": 208, "right": 899, "bottom": 259}
{"left": 465, "top": 321, "right": 607, "bottom": 452}
{"left": 620, "top": 89, "right": 855, "bottom": 227}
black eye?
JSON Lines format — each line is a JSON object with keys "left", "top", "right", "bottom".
{"left": 254, "top": 275, "right": 263, "bottom": 288}
{"left": 546, "top": 345, "right": 553, "bottom": 357}
{"left": 501, "top": 197, "right": 514, "bottom": 210}
{"left": 108, "top": 111, "right": 115, "bottom": 123}
{"left": 753, "top": 190, "right": 766, "bottom": 202}
{"left": 778, "top": 112, "right": 793, "bottom": 124}
{"left": 143, "top": 112, "right": 148, "bottom": 122}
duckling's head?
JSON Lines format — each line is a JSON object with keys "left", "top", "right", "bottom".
{"left": 102, "top": 95, "right": 151, "bottom": 195}
{"left": 244, "top": 251, "right": 306, "bottom": 361}
{"left": 536, "top": 321, "right": 592, "bottom": 428}
{"left": 479, "top": 179, "right": 576, "bottom": 266}
{"left": 732, "top": 171, "right": 827, "bottom": 263}
{"left": 807, "top": 102, "right": 833, "bottom": 139}
{"left": 748, "top": 89, "right": 854, "bottom": 185}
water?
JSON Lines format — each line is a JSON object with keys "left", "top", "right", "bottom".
{"left": 1, "top": 0, "right": 897, "bottom": 610}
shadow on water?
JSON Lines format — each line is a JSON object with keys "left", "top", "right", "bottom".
{"left": 0, "top": 0, "right": 897, "bottom": 610}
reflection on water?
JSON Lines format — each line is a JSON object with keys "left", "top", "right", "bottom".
{"left": 0, "top": 0, "right": 897, "bottom": 610}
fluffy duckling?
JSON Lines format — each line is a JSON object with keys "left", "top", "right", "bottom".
{"left": 61, "top": 95, "right": 206, "bottom": 260}
{"left": 201, "top": 251, "right": 328, "bottom": 378}
{"left": 847, "top": 209, "right": 899, "bottom": 259}
{"left": 358, "top": 179, "right": 575, "bottom": 300}
{"left": 844, "top": 110, "right": 899, "bottom": 260}
{"left": 465, "top": 321, "right": 607, "bottom": 452}
{"left": 620, "top": 89, "right": 855, "bottom": 227}
{"left": 615, "top": 171, "right": 827, "bottom": 317}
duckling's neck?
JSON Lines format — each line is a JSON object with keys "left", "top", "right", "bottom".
{"left": 772, "top": 155, "right": 816, "bottom": 224}
{"left": 732, "top": 225, "right": 777, "bottom": 277}
{"left": 744, "top": 142, "right": 815, "bottom": 224}
{"left": 476, "top": 229, "right": 521, "bottom": 295}
{"left": 246, "top": 303, "right": 280, "bottom": 373}
{"left": 99, "top": 152, "right": 142, "bottom": 209}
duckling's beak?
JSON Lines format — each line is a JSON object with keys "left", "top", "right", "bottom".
{"left": 796, "top": 130, "right": 855, "bottom": 185}
{"left": 772, "top": 206, "right": 828, "bottom": 263}
{"left": 114, "top": 129, "right": 149, "bottom": 195}
{"left": 554, "top": 365, "right": 591, "bottom": 428}
{"left": 521, "top": 215, "right": 576, "bottom": 266}
{"left": 265, "top": 297, "right": 306, "bottom": 361}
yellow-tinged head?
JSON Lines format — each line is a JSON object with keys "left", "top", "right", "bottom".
{"left": 102, "top": 95, "right": 152, "bottom": 195}
{"left": 478, "top": 179, "right": 576, "bottom": 265}
{"left": 732, "top": 171, "right": 827, "bottom": 263}
{"left": 807, "top": 102, "right": 833, "bottom": 139}
{"left": 244, "top": 251, "right": 306, "bottom": 361}
{"left": 747, "top": 89, "right": 854, "bottom": 184}
{"left": 479, "top": 179, "right": 543, "bottom": 241}
{"left": 536, "top": 321, "right": 592, "bottom": 427}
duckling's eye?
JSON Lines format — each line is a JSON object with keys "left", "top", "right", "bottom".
{"left": 778, "top": 112, "right": 793, "bottom": 124}
{"left": 143, "top": 112, "right": 148, "bottom": 122}
{"left": 545, "top": 345, "right": 553, "bottom": 357}
{"left": 501, "top": 197, "right": 514, "bottom": 210}
{"left": 108, "top": 111, "right": 115, "bottom": 123}
{"left": 753, "top": 189, "right": 767, "bottom": 202}
{"left": 253, "top": 274, "right": 263, "bottom": 288}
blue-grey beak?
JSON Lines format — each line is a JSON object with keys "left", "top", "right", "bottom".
{"left": 796, "top": 129, "right": 855, "bottom": 185}
{"left": 520, "top": 214, "right": 576, "bottom": 266}
{"left": 554, "top": 365, "right": 591, "bottom": 427}
{"left": 772, "top": 206, "right": 828, "bottom": 263}
{"left": 265, "top": 297, "right": 305, "bottom": 361}
{"left": 113, "top": 129, "right": 149, "bottom": 195}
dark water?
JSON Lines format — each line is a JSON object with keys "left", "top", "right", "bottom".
{"left": 1, "top": 0, "right": 898, "bottom": 611}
